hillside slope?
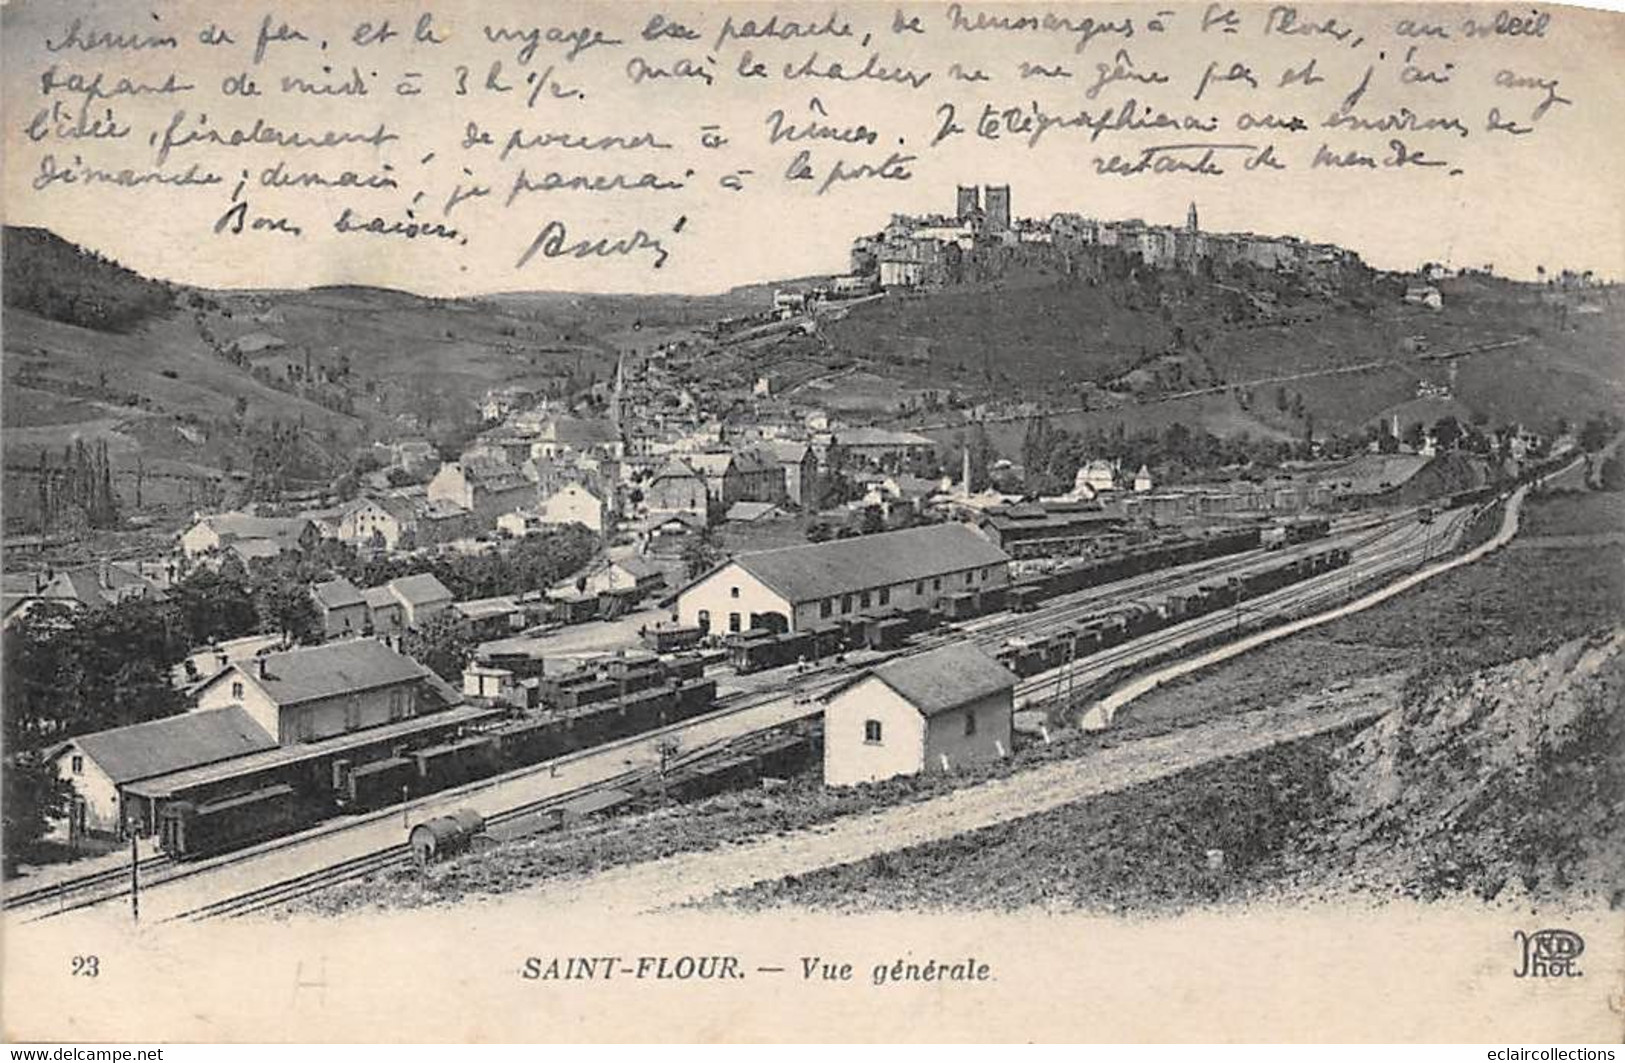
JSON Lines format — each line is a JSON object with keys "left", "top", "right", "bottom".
{"left": 828, "top": 266, "right": 1625, "bottom": 437}
{"left": 1304, "top": 629, "right": 1624, "bottom": 903}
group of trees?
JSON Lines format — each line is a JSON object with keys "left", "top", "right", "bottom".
{"left": 1015, "top": 416, "right": 1308, "bottom": 496}
{"left": 3, "top": 227, "right": 172, "bottom": 333}
{"left": 32, "top": 440, "right": 120, "bottom": 532}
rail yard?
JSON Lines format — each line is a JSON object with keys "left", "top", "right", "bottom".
{"left": 5, "top": 484, "right": 1505, "bottom": 927}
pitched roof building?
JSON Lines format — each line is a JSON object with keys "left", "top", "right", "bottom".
{"left": 823, "top": 643, "right": 1017, "bottom": 786}
{"left": 50, "top": 707, "right": 278, "bottom": 836}
{"left": 673, "top": 522, "right": 1009, "bottom": 635}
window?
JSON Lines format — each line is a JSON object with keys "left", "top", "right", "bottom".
{"left": 878, "top": 587, "right": 891, "bottom": 607}
{"left": 231, "top": 681, "right": 244, "bottom": 700}
{"left": 729, "top": 612, "right": 741, "bottom": 633}
{"left": 965, "top": 572, "right": 974, "bottom": 586}
{"left": 864, "top": 719, "right": 883, "bottom": 744}
{"left": 841, "top": 594, "right": 853, "bottom": 614}
{"left": 389, "top": 690, "right": 403, "bottom": 721}
{"left": 914, "top": 580, "right": 924, "bottom": 595}
{"left": 820, "top": 599, "right": 833, "bottom": 619}
{"left": 404, "top": 688, "right": 418, "bottom": 718}
{"left": 730, "top": 586, "right": 740, "bottom": 599}
{"left": 933, "top": 577, "right": 942, "bottom": 591}
{"left": 697, "top": 609, "right": 710, "bottom": 632}
{"left": 859, "top": 590, "right": 872, "bottom": 608}
{"left": 982, "top": 566, "right": 992, "bottom": 580}
{"left": 71, "top": 755, "right": 83, "bottom": 775}
{"left": 964, "top": 711, "right": 977, "bottom": 736}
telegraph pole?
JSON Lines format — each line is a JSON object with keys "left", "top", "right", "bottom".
{"left": 129, "top": 832, "right": 140, "bottom": 925}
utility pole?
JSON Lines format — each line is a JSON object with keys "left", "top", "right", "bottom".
{"left": 129, "top": 832, "right": 140, "bottom": 925}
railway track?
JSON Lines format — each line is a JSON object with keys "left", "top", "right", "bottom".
{"left": 3, "top": 854, "right": 171, "bottom": 914}
{"left": 170, "top": 728, "right": 801, "bottom": 921}
{"left": 1015, "top": 512, "right": 1464, "bottom": 708}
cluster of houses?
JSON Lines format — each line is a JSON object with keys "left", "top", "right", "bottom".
{"left": 852, "top": 189, "right": 1362, "bottom": 290}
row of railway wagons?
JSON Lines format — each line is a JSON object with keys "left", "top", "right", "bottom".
{"left": 1008, "top": 527, "right": 1265, "bottom": 612}
{"left": 722, "top": 528, "right": 1287, "bottom": 674}
{"left": 995, "top": 547, "right": 1352, "bottom": 679}
{"left": 156, "top": 660, "right": 720, "bottom": 860}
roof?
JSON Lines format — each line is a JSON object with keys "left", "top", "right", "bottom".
{"left": 652, "top": 458, "right": 702, "bottom": 481}
{"left": 350, "top": 493, "right": 423, "bottom": 524}
{"left": 548, "top": 415, "right": 620, "bottom": 445}
{"left": 41, "top": 565, "right": 167, "bottom": 607}
{"left": 768, "top": 440, "right": 812, "bottom": 463}
{"left": 125, "top": 703, "right": 500, "bottom": 798}
{"left": 848, "top": 643, "right": 1017, "bottom": 717}
{"left": 229, "top": 539, "right": 287, "bottom": 562}
{"left": 686, "top": 452, "right": 736, "bottom": 476}
{"left": 63, "top": 707, "right": 278, "bottom": 785}
{"left": 216, "top": 638, "right": 431, "bottom": 707}
{"left": 835, "top": 427, "right": 934, "bottom": 449}
{"left": 363, "top": 586, "right": 399, "bottom": 610}
{"left": 311, "top": 577, "right": 366, "bottom": 611}
{"left": 711, "top": 523, "right": 1009, "bottom": 604}
{"left": 389, "top": 573, "right": 453, "bottom": 606}
{"left": 726, "top": 501, "right": 785, "bottom": 522}
{"left": 612, "top": 555, "right": 663, "bottom": 580}
{"left": 454, "top": 596, "right": 521, "bottom": 619}
{"left": 194, "top": 513, "right": 311, "bottom": 542}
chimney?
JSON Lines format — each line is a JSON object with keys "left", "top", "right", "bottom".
{"left": 962, "top": 446, "right": 971, "bottom": 492}
{"left": 254, "top": 655, "right": 269, "bottom": 680}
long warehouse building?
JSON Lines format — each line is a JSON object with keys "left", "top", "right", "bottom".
{"left": 673, "top": 522, "right": 1010, "bottom": 635}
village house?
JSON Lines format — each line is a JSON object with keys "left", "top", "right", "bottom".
{"left": 769, "top": 440, "right": 820, "bottom": 507}
{"left": 687, "top": 449, "right": 788, "bottom": 507}
{"left": 526, "top": 414, "right": 625, "bottom": 463}
{"left": 644, "top": 458, "right": 710, "bottom": 518}
{"left": 179, "top": 512, "right": 318, "bottom": 561}
{"left": 337, "top": 494, "right": 423, "bottom": 553}
{"left": 539, "top": 481, "right": 608, "bottom": 533}
{"left": 822, "top": 642, "right": 1016, "bottom": 787}
{"left": 426, "top": 461, "right": 536, "bottom": 526}
{"left": 193, "top": 639, "right": 443, "bottom": 745}
{"left": 1074, "top": 459, "right": 1118, "bottom": 494}
{"left": 363, "top": 585, "right": 406, "bottom": 641}
{"left": 832, "top": 427, "right": 937, "bottom": 470}
{"left": 12, "top": 561, "right": 169, "bottom": 614}
{"left": 673, "top": 523, "right": 1009, "bottom": 636}
{"left": 383, "top": 573, "right": 454, "bottom": 628}
{"left": 310, "top": 577, "right": 368, "bottom": 641}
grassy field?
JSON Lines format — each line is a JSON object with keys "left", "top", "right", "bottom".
{"left": 722, "top": 726, "right": 1360, "bottom": 915}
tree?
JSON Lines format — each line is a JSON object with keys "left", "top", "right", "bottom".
{"left": 1432, "top": 415, "right": 1462, "bottom": 452}
{"left": 401, "top": 613, "right": 473, "bottom": 682}
{"left": 3, "top": 754, "right": 74, "bottom": 870}
{"left": 255, "top": 581, "right": 319, "bottom": 645}
{"left": 171, "top": 569, "right": 259, "bottom": 645}
{"left": 1579, "top": 414, "right": 1615, "bottom": 453}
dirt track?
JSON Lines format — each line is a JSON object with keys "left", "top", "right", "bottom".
{"left": 490, "top": 676, "right": 1399, "bottom": 917}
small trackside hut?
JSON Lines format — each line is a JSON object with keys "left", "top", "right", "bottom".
{"left": 821, "top": 642, "right": 1018, "bottom": 787}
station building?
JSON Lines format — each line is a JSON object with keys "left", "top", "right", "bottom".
{"left": 822, "top": 642, "right": 1017, "bottom": 787}
{"left": 672, "top": 522, "right": 1010, "bottom": 636}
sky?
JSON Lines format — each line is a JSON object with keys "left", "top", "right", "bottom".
{"left": 3, "top": 0, "right": 1623, "bottom": 295}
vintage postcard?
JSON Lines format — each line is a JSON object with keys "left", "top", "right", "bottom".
{"left": 1, "top": 0, "right": 1621, "bottom": 1043}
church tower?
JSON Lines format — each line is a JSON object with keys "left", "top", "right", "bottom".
{"left": 1186, "top": 201, "right": 1199, "bottom": 233}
